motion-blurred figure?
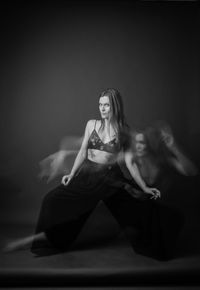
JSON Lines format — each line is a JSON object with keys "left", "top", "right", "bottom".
{"left": 122, "top": 121, "right": 198, "bottom": 260}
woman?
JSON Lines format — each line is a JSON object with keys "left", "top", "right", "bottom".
{"left": 122, "top": 123, "right": 198, "bottom": 260}
{"left": 4, "top": 88, "right": 159, "bottom": 253}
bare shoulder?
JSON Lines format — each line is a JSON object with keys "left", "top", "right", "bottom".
{"left": 85, "top": 119, "right": 96, "bottom": 134}
{"left": 86, "top": 119, "right": 96, "bottom": 128}
{"left": 124, "top": 150, "right": 136, "bottom": 162}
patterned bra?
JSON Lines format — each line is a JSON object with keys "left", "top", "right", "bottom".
{"left": 87, "top": 121, "right": 119, "bottom": 154}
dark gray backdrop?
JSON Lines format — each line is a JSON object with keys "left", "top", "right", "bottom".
{"left": 0, "top": 1, "right": 199, "bottom": 224}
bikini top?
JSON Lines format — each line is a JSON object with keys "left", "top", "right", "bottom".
{"left": 87, "top": 120, "right": 119, "bottom": 154}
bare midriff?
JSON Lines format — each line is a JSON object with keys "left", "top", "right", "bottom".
{"left": 87, "top": 148, "right": 117, "bottom": 164}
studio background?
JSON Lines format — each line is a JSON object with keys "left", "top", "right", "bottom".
{"left": 0, "top": 1, "right": 199, "bottom": 226}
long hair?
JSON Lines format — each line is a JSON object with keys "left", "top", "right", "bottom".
{"left": 98, "top": 88, "right": 129, "bottom": 149}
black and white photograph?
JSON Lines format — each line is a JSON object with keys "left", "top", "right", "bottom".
{"left": 0, "top": 0, "right": 200, "bottom": 289}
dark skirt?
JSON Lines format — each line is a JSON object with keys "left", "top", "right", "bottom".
{"left": 122, "top": 173, "right": 185, "bottom": 261}
{"left": 31, "top": 158, "right": 184, "bottom": 260}
{"left": 31, "top": 158, "right": 124, "bottom": 252}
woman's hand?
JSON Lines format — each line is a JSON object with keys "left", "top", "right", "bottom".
{"left": 124, "top": 184, "right": 161, "bottom": 200}
{"left": 61, "top": 174, "right": 74, "bottom": 186}
{"left": 161, "top": 129, "right": 175, "bottom": 150}
{"left": 144, "top": 187, "right": 161, "bottom": 200}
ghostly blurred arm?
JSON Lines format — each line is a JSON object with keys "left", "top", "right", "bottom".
{"left": 168, "top": 143, "right": 198, "bottom": 176}
{"left": 38, "top": 128, "right": 85, "bottom": 183}
{"left": 38, "top": 149, "right": 77, "bottom": 182}
{"left": 162, "top": 130, "right": 198, "bottom": 176}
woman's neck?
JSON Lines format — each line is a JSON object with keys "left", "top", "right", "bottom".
{"left": 101, "top": 118, "right": 117, "bottom": 139}
{"left": 103, "top": 118, "right": 111, "bottom": 128}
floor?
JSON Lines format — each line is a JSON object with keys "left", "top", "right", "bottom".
{"left": 1, "top": 202, "right": 200, "bottom": 288}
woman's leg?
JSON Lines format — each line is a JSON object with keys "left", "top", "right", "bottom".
{"left": 3, "top": 232, "right": 47, "bottom": 252}
{"left": 105, "top": 187, "right": 185, "bottom": 260}
{"left": 41, "top": 208, "right": 95, "bottom": 252}
{"left": 104, "top": 189, "right": 167, "bottom": 260}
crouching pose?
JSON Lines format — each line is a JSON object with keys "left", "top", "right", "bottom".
{"left": 3, "top": 88, "right": 159, "bottom": 255}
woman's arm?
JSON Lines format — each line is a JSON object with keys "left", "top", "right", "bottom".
{"left": 61, "top": 120, "right": 93, "bottom": 185}
{"left": 124, "top": 150, "right": 160, "bottom": 198}
{"left": 124, "top": 151, "right": 147, "bottom": 191}
{"left": 168, "top": 145, "right": 198, "bottom": 176}
{"left": 162, "top": 131, "right": 198, "bottom": 176}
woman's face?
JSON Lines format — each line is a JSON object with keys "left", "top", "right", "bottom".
{"left": 99, "top": 96, "right": 111, "bottom": 120}
{"left": 135, "top": 133, "right": 147, "bottom": 156}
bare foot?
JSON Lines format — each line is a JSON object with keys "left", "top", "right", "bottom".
{"left": 2, "top": 236, "right": 33, "bottom": 253}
